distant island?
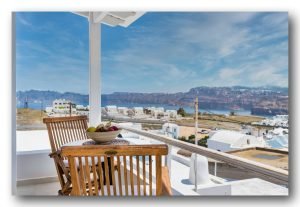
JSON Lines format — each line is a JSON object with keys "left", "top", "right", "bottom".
{"left": 16, "top": 86, "right": 288, "bottom": 116}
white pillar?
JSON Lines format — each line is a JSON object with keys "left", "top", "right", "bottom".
{"left": 89, "top": 13, "right": 101, "bottom": 126}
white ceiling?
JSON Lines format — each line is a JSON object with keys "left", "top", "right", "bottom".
{"left": 74, "top": 11, "right": 145, "bottom": 27}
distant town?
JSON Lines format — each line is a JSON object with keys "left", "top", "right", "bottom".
{"left": 16, "top": 85, "right": 289, "bottom": 154}
{"left": 17, "top": 85, "right": 288, "bottom": 116}
{"left": 17, "top": 97, "right": 289, "bottom": 154}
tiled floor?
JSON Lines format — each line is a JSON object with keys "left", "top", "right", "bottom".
{"left": 17, "top": 182, "right": 60, "bottom": 196}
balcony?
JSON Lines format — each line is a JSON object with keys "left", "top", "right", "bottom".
{"left": 14, "top": 11, "right": 288, "bottom": 196}
{"left": 16, "top": 124, "right": 288, "bottom": 196}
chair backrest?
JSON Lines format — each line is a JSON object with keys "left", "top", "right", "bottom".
{"left": 43, "top": 116, "right": 88, "bottom": 152}
{"left": 61, "top": 144, "right": 168, "bottom": 196}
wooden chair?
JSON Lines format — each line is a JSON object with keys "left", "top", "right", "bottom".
{"left": 61, "top": 144, "right": 172, "bottom": 196}
{"left": 43, "top": 116, "right": 89, "bottom": 195}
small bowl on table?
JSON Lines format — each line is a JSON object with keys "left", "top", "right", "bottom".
{"left": 86, "top": 129, "right": 122, "bottom": 143}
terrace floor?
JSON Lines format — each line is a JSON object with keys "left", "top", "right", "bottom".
{"left": 17, "top": 182, "right": 60, "bottom": 196}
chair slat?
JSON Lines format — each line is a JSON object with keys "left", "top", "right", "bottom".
{"left": 78, "top": 120, "right": 87, "bottom": 140}
{"left": 56, "top": 122, "right": 64, "bottom": 149}
{"left": 97, "top": 156, "right": 105, "bottom": 196}
{"left": 143, "top": 156, "right": 146, "bottom": 196}
{"left": 104, "top": 156, "right": 111, "bottom": 196}
{"left": 110, "top": 156, "right": 117, "bottom": 196}
{"left": 130, "top": 156, "right": 134, "bottom": 196}
{"left": 117, "top": 156, "right": 122, "bottom": 196}
{"left": 61, "top": 121, "right": 70, "bottom": 144}
{"left": 58, "top": 122, "right": 67, "bottom": 146}
{"left": 70, "top": 120, "right": 79, "bottom": 141}
{"left": 75, "top": 120, "right": 84, "bottom": 140}
{"left": 91, "top": 156, "right": 99, "bottom": 195}
{"left": 123, "top": 156, "right": 129, "bottom": 196}
{"left": 136, "top": 155, "right": 140, "bottom": 196}
{"left": 149, "top": 155, "right": 152, "bottom": 196}
{"left": 51, "top": 123, "right": 60, "bottom": 150}
{"left": 84, "top": 157, "right": 93, "bottom": 195}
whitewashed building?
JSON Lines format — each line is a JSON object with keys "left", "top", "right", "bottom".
{"left": 166, "top": 110, "right": 178, "bottom": 119}
{"left": 52, "top": 99, "right": 76, "bottom": 114}
{"left": 105, "top": 105, "right": 118, "bottom": 114}
{"left": 162, "top": 123, "right": 180, "bottom": 139}
{"left": 207, "top": 130, "right": 266, "bottom": 152}
{"left": 45, "top": 107, "right": 53, "bottom": 113}
{"left": 118, "top": 107, "right": 129, "bottom": 115}
{"left": 148, "top": 107, "right": 164, "bottom": 118}
{"left": 133, "top": 107, "right": 144, "bottom": 116}
{"left": 76, "top": 104, "right": 88, "bottom": 110}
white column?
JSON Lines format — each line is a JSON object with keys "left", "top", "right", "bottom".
{"left": 89, "top": 13, "right": 101, "bottom": 126}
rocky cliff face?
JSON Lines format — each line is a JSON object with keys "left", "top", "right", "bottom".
{"left": 17, "top": 86, "right": 288, "bottom": 112}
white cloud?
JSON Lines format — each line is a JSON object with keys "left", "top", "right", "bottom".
{"left": 17, "top": 12, "right": 288, "bottom": 93}
{"left": 17, "top": 15, "right": 32, "bottom": 27}
{"left": 218, "top": 68, "right": 243, "bottom": 80}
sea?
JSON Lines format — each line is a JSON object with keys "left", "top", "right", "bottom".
{"left": 16, "top": 101, "right": 254, "bottom": 116}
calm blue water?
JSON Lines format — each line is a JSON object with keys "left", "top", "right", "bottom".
{"left": 17, "top": 101, "right": 252, "bottom": 116}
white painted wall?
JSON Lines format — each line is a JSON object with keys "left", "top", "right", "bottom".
{"left": 17, "top": 130, "right": 57, "bottom": 181}
{"left": 17, "top": 150, "right": 57, "bottom": 181}
{"left": 162, "top": 123, "right": 180, "bottom": 138}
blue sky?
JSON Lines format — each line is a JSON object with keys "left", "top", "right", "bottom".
{"left": 16, "top": 12, "right": 288, "bottom": 94}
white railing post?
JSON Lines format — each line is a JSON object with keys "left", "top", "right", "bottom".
{"left": 214, "top": 161, "right": 217, "bottom": 176}
{"left": 165, "top": 144, "right": 172, "bottom": 177}
{"left": 194, "top": 97, "right": 198, "bottom": 191}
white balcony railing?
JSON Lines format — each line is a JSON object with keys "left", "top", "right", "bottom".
{"left": 120, "top": 126, "right": 289, "bottom": 186}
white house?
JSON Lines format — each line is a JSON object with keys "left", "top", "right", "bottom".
{"left": 162, "top": 123, "right": 180, "bottom": 139}
{"left": 207, "top": 130, "right": 266, "bottom": 152}
{"left": 271, "top": 127, "right": 288, "bottom": 136}
{"left": 76, "top": 104, "right": 87, "bottom": 110}
{"left": 52, "top": 99, "right": 76, "bottom": 114}
{"left": 45, "top": 107, "right": 53, "bottom": 113}
{"left": 149, "top": 107, "right": 165, "bottom": 119}
{"left": 166, "top": 110, "right": 178, "bottom": 119}
{"left": 266, "top": 134, "right": 288, "bottom": 149}
{"left": 133, "top": 107, "right": 144, "bottom": 116}
{"left": 105, "top": 105, "right": 118, "bottom": 114}
{"left": 118, "top": 107, "right": 129, "bottom": 115}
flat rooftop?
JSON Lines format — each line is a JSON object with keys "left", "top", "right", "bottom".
{"left": 228, "top": 147, "right": 288, "bottom": 170}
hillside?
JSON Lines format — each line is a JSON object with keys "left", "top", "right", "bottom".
{"left": 17, "top": 86, "right": 288, "bottom": 112}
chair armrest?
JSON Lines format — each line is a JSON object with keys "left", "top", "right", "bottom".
{"left": 49, "top": 151, "right": 58, "bottom": 158}
{"left": 162, "top": 166, "right": 172, "bottom": 196}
